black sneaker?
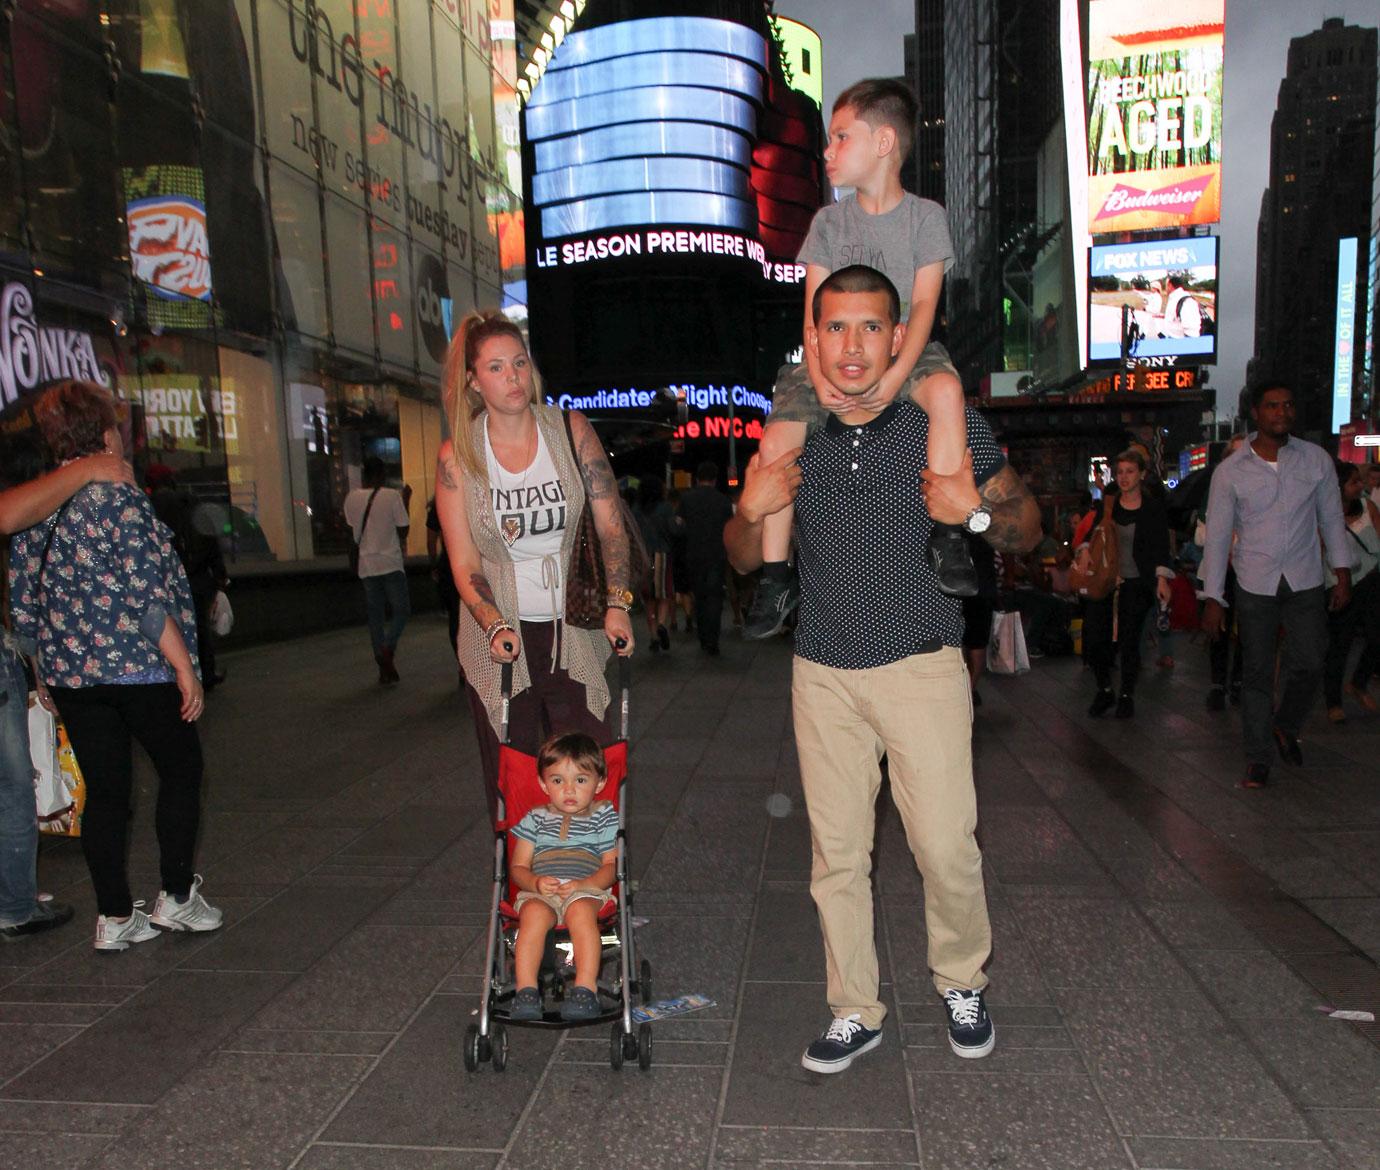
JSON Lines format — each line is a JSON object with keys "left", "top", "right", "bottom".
{"left": 0, "top": 899, "right": 74, "bottom": 943}
{"left": 929, "top": 529, "right": 979, "bottom": 598}
{"left": 1115, "top": 694, "right": 1135, "bottom": 719}
{"left": 510, "top": 986, "right": 542, "bottom": 1020}
{"left": 944, "top": 988, "right": 995, "bottom": 1058}
{"left": 1240, "top": 762, "right": 1270, "bottom": 789}
{"left": 801, "top": 1014, "right": 882, "bottom": 1074}
{"left": 743, "top": 574, "right": 800, "bottom": 640}
{"left": 1088, "top": 689, "right": 1116, "bottom": 718}
{"left": 1273, "top": 727, "right": 1303, "bottom": 767}
{"left": 1206, "top": 687, "right": 1226, "bottom": 711}
{"left": 657, "top": 625, "right": 671, "bottom": 651}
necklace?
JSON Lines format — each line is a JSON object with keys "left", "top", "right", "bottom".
{"left": 488, "top": 417, "right": 539, "bottom": 548}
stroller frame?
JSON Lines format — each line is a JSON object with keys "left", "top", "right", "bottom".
{"left": 464, "top": 656, "right": 653, "bottom": 1072}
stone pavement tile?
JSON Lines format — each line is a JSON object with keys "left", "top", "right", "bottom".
{"left": 1126, "top": 1136, "right": 1341, "bottom": 1169}
{"left": 633, "top": 911, "right": 753, "bottom": 1020}
{"left": 299, "top": 1148, "right": 498, "bottom": 1170}
{"left": 0, "top": 1001, "right": 111, "bottom": 1025}
{"left": 902, "top": 1003, "right": 1069, "bottom": 1050}
{"left": 977, "top": 805, "right": 1098, "bottom": 872}
{"left": 0, "top": 1100, "right": 148, "bottom": 1134}
{"left": 1305, "top": 833, "right": 1380, "bottom": 894}
{"left": 1306, "top": 1109, "right": 1380, "bottom": 1170}
{"left": 719, "top": 982, "right": 912, "bottom": 1129}
{"left": 323, "top": 997, "right": 560, "bottom": 1148}
{"left": 1178, "top": 950, "right": 1325, "bottom": 1018}
{"left": 243, "top": 924, "right": 463, "bottom": 1033}
{"left": 186, "top": 877, "right": 403, "bottom": 974}
{"left": 202, "top": 823, "right": 363, "bottom": 886}
{"left": 558, "top": 1034, "right": 726, "bottom": 1066}
{"left": 505, "top": 1064, "right": 721, "bottom": 1170}
{"left": 1012, "top": 895, "right": 1195, "bottom": 990}
{"left": 906, "top": 1045, "right": 1085, "bottom": 1074}
{"left": 2, "top": 971, "right": 291, "bottom": 1104}
{"left": 1055, "top": 986, "right": 1311, "bottom": 1140}
{"left": 1240, "top": 1017, "right": 1380, "bottom": 1108}
{"left": 910, "top": 1073, "right": 1132, "bottom": 1170}
{"left": 1257, "top": 855, "right": 1376, "bottom": 902}
{"left": 0, "top": 1022, "right": 85, "bottom": 1081}
{"left": 744, "top": 888, "right": 832, "bottom": 983}
{"left": 226, "top": 1029, "right": 395, "bottom": 1055}
{"left": 0, "top": 1132, "right": 113, "bottom": 1170}
{"left": 1302, "top": 898, "right": 1380, "bottom": 962}
{"left": 713, "top": 1125, "right": 917, "bottom": 1165}
{"left": 633, "top": 736, "right": 711, "bottom": 771}
{"left": 1140, "top": 900, "right": 1268, "bottom": 951}
{"left": 337, "top": 804, "right": 466, "bottom": 862}
{"left": 83, "top": 1051, "right": 372, "bottom": 1170}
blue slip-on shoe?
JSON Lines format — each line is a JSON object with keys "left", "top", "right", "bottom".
{"left": 944, "top": 988, "right": 995, "bottom": 1058}
{"left": 800, "top": 1014, "right": 882, "bottom": 1074}
{"left": 560, "top": 985, "right": 601, "bottom": 1021}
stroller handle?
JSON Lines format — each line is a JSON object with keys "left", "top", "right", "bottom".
{"left": 497, "top": 641, "right": 631, "bottom": 739}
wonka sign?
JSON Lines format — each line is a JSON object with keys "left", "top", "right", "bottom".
{"left": 0, "top": 282, "right": 109, "bottom": 408}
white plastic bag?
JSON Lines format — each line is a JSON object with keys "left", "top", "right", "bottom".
{"left": 210, "top": 590, "right": 234, "bottom": 637}
{"left": 987, "top": 611, "right": 1030, "bottom": 676}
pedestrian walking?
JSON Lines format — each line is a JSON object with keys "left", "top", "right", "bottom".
{"left": 634, "top": 477, "right": 676, "bottom": 653}
{"left": 1323, "top": 461, "right": 1380, "bottom": 723}
{"left": 725, "top": 266, "right": 1041, "bottom": 1074}
{"left": 7, "top": 380, "right": 222, "bottom": 951}
{"left": 1200, "top": 382, "right": 1352, "bottom": 788}
{"left": 345, "top": 457, "right": 411, "bottom": 685}
{"left": 1, "top": 436, "right": 134, "bottom": 942}
{"left": 1084, "top": 449, "right": 1174, "bottom": 720}
{"left": 675, "top": 462, "right": 733, "bottom": 656}
{"left": 431, "top": 311, "right": 634, "bottom": 821}
{"left": 1203, "top": 434, "right": 1246, "bottom": 711}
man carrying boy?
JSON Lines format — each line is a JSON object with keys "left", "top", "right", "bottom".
{"left": 744, "top": 78, "right": 974, "bottom": 640}
{"left": 726, "top": 266, "right": 1040, "bottom": 1073}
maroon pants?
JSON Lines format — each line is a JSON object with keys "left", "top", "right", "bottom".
{"left": 465, "top": 620, "right": 610, "bottom": 821}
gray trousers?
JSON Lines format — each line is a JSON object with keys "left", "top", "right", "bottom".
{"left": 1234, "top": 581, "right": 1328, "bottom": 766}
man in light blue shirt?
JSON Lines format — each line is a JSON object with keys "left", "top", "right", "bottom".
{"left": 1200, "top": 383, "right": 1351, "bottom": 788}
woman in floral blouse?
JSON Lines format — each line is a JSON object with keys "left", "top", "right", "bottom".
{"left": 8, "top": 380, "right": 223, "bottom": 952}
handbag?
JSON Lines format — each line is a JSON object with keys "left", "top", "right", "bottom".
{"left": 29, "top": 703, "right": 85, "bottom": 837}
{"left": 347, "top": 487, "right": 381, "bottom": 577}
{"left": 987, "top": 610, "right": 1030, "bottom": 676}
{"left": 209, "top": 589, "right": 234, "bottom": 637}
{"left": 1068, "top": 497, "right": 1119, "bottom": 601}
{"left": 561, "top": 412, "right": 609, "bottom": 629}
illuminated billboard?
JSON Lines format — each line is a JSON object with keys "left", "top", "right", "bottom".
{"left": 1086, "top": 0, "right": 1224, "bottom": 233}
{"left": 1332, "top": 237, "right": 1358, "bottom": 432}
{"left": 1087, "top": 236, "right": 1218, "bottom": 364}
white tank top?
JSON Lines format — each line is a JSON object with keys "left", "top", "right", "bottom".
{"left": 485, "top": 420, "right": 568, "bottom": 621}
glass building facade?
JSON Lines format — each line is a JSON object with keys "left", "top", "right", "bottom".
{"left": 0, "top": 0, "right": 524, "bottom": 566}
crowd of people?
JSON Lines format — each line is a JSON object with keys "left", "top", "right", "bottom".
{"left": 0, "top": 72, "right": 1375, "bottom": 1111}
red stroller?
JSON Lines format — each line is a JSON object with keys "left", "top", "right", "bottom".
{"left": 463, "top": 656, "right": 653, "bottom": 1072}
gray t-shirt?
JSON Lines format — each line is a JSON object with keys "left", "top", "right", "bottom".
{"left": 797, "top": 192, "right": 955, "bottom": 322}
{"left": 1115, "top": 521, "right": 1139, "bottom": 579}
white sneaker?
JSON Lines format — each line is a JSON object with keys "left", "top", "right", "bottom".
{"left": 93, "top": 904, "right": 159, "bottom": 952}
{"left": 149, "top": 875, "right": 223, "bottom": 933}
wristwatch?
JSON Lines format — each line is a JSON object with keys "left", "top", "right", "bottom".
{"left": 962, "top": 504, "right": 993, "bottom": 535}
{"left": 606, "top": 588, "right": 635, "bottom": 610}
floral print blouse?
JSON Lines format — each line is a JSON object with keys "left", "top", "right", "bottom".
{"left": 8, "top": 482, "right": 200, "bottom": 688}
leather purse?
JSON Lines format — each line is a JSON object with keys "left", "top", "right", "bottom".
{"left": 561, "top": 413, "right": 608, "bottom": 629}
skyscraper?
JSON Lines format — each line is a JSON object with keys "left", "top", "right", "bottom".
{"left": 1253, "top": 18, "right": 1377, "bottom": 435}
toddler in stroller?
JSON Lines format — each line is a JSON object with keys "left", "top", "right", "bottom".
{"left": 465, "top": 659, "right": 652, "bottom": 1071}
{"left": 509, "top": 732, "right": 617, "bottom": 1021}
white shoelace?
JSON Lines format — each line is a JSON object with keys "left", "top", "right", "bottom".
{"left": 824, "top": 1013, "right": 865, "bottom": 1043}
{"left": 945, "top": 989, "right": 981, "bottom": 1026}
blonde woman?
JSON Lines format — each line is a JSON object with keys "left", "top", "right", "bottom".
{"left": 433, "top": 313, "right": 634, "bottom": 817}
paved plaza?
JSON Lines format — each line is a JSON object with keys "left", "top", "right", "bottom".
{"left": 1, "top": 614, "right": 1378, "bottom": 1170}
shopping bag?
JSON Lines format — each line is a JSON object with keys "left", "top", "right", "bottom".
{"left": 987, "top": 610, "right": 1030, "bottom": 676}
{"left": 28, "top": 704, "right": 85, "bottom": 837}
{"left": 210, "top": 589, "right": 234, "bottom": 637}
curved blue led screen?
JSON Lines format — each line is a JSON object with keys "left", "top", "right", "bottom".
{"left": 525, "top": 16, "right": 768, "bottom": 238}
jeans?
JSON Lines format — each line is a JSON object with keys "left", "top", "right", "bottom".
{"left": 1235, "top": 581, "right": 1328, "bottom": 767}
{"left": 688, "top": 560, "right": 726, "bottom": 652}
{"left": 1209, "top": 567, "right": 1243, "bottom": 689}
{"left": 363, "top": 571, "right": 410, "bottom": 657}
{"left": 50, "top": 683, "right": 204, "bottom": 918}
{"left": 1085, "top": 578, "right": 1156, "bottom": 696}
{"left": 1324, "top": 573, "right": 1380, "bottom": 706}
{"left": 0, "top": 645, "right": 38, "bottom": 928}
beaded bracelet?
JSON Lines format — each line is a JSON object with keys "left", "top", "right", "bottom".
{"left": 484, "top": 618, "right": 515, "bottom": 644}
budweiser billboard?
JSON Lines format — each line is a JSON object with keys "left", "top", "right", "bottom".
{"left": 1086, "top": 0, "right": 1224, "bottom": 233}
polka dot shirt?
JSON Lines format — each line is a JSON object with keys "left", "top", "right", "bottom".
{"left": 793, "top": 400, "right": 1006, "bottom": 669}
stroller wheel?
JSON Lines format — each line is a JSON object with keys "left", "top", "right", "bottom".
{"left": 637, "top": 1022, "right": 653, "bottom": 1071}
{"left": 623, "top": 1031, "right": 639, "bottom": 1061}
{"left": 491, "top": 1023, "right": 508, "bottom": 1072}
{"left": 463, "top": 1024, "right": 481, "bottom": 1072}
{"left": 639, "top": 958, "right": 653, "bottom": 1005}
{"left": 609, "top": 1023, "right": 625, "bottom": 1071}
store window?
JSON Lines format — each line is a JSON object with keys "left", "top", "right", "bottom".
{"left": 270, "top": 161, "right": 329, "bottom": 340}
{"left": 219, "top": 347, "right": 293, "bottom": 563}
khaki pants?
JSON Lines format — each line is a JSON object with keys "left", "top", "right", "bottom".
{"left": 792, "top": 647, "right": 991, "bottom": 1029}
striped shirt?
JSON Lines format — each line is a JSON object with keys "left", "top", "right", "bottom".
{"left": 512, "top": 802, "right": 618, "bottom": 880}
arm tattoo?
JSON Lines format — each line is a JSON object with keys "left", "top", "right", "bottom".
{"left": 601, "top": 502, "right": 632, "bottom": 594}
{"left": 465, "top": 573, "right": 502, "bottom": 628}
{"left": 575, "top": 416, "right": 618, "bottom": 501}
{"left": 976, "top": 465, "right": 1040, "bottom": 553}
{"left": 435, "top": 454, "right": 458, "bottom": 491}
{"left": 573, "top": 414, "right": 630, "bottom": 590}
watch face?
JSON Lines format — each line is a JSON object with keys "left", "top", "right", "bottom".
{"left": 966, "top": 509, "right": 992, "bottom": 533}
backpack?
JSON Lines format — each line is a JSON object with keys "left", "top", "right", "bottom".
{"left": 1067, "top": 498, "right": 1119, "bottom": 601}
{"left": 1174, "top": 292, "right": 1215, "bottom": 337}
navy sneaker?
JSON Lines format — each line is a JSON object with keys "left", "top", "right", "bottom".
{"left": 944, "top": 988, "right": 995, "bottom": 1059}
{"left": 930, "top": 529, "right": 980, "bottom": 598}
{"left": 801, "top": 1014, "right": 882, "bottom": 1074}
{"left": 510, "top": 986, "right": 542, "bottom": 1020}
{"left": 743, "top": 574, "right": 800, "bottom": 640}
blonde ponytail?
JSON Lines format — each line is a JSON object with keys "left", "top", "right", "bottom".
{"left": 441, "top": 309, "right": 532, "bottom": 481}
